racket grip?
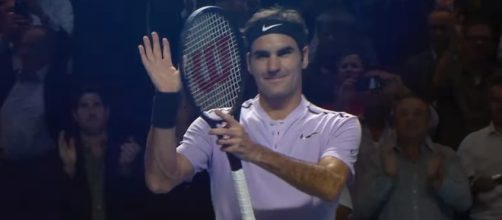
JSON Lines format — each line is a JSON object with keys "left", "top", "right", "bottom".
{"left": 231, "top": 170, "right": 256, "bottom": 220}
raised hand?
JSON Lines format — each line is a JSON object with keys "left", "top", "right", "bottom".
{"left": 119, "top": 137, "right": 142, "bottom": 166}
{"left": 138, "top": 32, "right": 181, "bottom": 93}
{"left": 58, "top": 130, "right": 77, "bottom": 176}
{"left": 380, "top": 131, "right": 399, "bottom": 177}
{"left": 427, "top": 147, "right": 445, "bottom": 190}
{"left": 209, "top": 110, "right": 263, "bottom": 162}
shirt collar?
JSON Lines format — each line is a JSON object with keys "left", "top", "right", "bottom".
{"left": 393, "top": 135, "right": 434, "bottom": 153}
{"left": 253, "top": 95, "right": 308, "bottom": 125}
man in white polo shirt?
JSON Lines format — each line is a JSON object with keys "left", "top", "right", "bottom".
{"left": 138, "top": 7, "right": 361, "bottom": 220}
{"left": 458, "top": 73, "right": 502, "bottom": 220}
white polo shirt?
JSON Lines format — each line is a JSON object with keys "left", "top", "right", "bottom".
{"left": 178, "top": 96, "right": 361, "bottom": 220}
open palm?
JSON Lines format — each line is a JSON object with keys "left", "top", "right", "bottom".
{"left": 138, "top": 32, "right": 181, "bottom": 93}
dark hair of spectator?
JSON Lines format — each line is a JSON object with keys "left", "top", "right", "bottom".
{"left": 70, "top": 83, "right": 110, "bottom": 111}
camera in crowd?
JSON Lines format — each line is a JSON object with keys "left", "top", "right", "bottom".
{"left": 356, "top": 75, "right": 382, "bottom": 91}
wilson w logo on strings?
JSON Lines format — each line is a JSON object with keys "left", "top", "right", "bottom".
{"left": 189, "top": 35, "right": 233, "bottom": 92}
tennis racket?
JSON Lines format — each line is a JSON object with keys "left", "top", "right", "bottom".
{"left": 179, "top": 6, "right": 255, "bottom": 220}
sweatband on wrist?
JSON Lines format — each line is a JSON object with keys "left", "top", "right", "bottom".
{"left": 151, "top": 92, "right": 179, "bottom": 128}
{"left": 244, "top": 18, "right": 307, "bottom": 50}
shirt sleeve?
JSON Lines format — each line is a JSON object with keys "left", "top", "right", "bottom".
{"left": 176, "top": 117, "right": 215, "bottom": 176}
{"left": 457, "top": 134, "right": 476, "bottom": 179}
{"left": 436, "top": 147, "right": 473, "bottom": 212}
{"left": 322, "top": 115, "right": 362, "bottom": 176}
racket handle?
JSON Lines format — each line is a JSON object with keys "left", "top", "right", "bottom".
{"left": 226, "top": 152, "right": 242, "bottom": 171}
{"left": 231, "top": 169, "right": 256, "bottom": 220}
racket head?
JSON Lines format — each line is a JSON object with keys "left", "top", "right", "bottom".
{"left": 179, "top": 6, "right": 247, "bottom": 125}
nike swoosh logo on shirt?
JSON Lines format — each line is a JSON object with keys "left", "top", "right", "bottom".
{"left": 300, "top": 131, "right": 319, "bottom": 140}
{"left": 262, "top": 23, "right": 283, "bottom": 32}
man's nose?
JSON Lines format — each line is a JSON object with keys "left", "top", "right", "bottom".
{"left": 267, "top": 56, "right": 280, "bottom": 74}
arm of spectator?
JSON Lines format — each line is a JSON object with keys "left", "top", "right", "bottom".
{"left": 368, "top": 70, "right": 411, "bottom": 99}
{"left": 354, "top": 131, "right": 398, "bottom": 218}
{"left": 354, "top": 168, "right": 396, "bottom": 218}
{"left": 58, "top": 130, "right": 77, "bottom": 178}
{"left": 433, "top": 146, "right": 472, "bottom": 212}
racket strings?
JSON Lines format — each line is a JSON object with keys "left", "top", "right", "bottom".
{"left": 183, "top": 13, "right": 242, "bottom": 112}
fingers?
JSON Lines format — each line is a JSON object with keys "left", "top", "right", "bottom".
{"left": 152, "top": 32, "right": 162, "bottom": 60}
{"left": 120, "top": 142, "right": 141, "bottom": 163}
{"left": 217, "top": 138, "right": 240, "bottom": 146}
{"left": 214, "top": 110, "right": 239, "bottom": 127}
{"left": 162, "top": 38, "right": 172, "bottom": 65}
{"left": 138, "top": 45, "right": 148, "bottom": 67}
{"left": 142, "top": 34, "right": 154, "bottom": 61}
{"left": 209, "top": 127, "right": 238, "bottom": 136}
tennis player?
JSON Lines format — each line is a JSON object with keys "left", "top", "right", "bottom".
{"left": 138, "top": 7, "right": 361, "bottom": 220}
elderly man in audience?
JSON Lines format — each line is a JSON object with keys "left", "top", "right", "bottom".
{"left": 354, "top": 95, "right": 472, "bottom": 220}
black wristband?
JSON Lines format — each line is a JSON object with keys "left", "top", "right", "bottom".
{"left": 151, "top": 92, "right": 179, "bottom": 128}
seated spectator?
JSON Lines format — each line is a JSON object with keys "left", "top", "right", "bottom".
{"left": 457, "top": 73, "right": 502, "bottom": 220}
{"left": 59, "top": 83, "right": 146, "bottom": 220}
{"left": 355, "top": 96, "right": 472, "bottom": 220}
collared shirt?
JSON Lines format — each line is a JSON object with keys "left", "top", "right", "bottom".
{"left": 0, "top": 67, "right": 54, "bottom": 159}
{"left": 356, "top": 136, "right": 472, "bottom": 220}
{"left": 178, "top": 96, "right": 361, "bottom": 220}
{"left": 458, "top": 123, "right": 502, "bottom": 220}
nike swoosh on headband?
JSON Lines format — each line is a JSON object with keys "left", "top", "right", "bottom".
{"left": 262, "top": 23, "right": 283, "bottom": 32}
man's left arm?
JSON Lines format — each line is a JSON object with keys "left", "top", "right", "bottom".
{"left": 211, "top": 111, "right": 361, "bottom": 201}
{"left": 431, "top": 147, "right": 472, "bottom": 212}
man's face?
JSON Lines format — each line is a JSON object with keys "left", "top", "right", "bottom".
{"left": 463, "top": 24, "right": 495, "bottom": 62}
{"left": 73, "top": 93, "right": 109, "bottom": 135}
{"left": 247, "top": 34, "right": 308, "bottom": 101}
{"left": 489, "top": 85, "right": 502, "bottom": 125}
{"left": 428, "top": 11, "right": 455, "bottom": 52}
{"left": 394, "top": 98, "right": 431, "bottom": 141}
